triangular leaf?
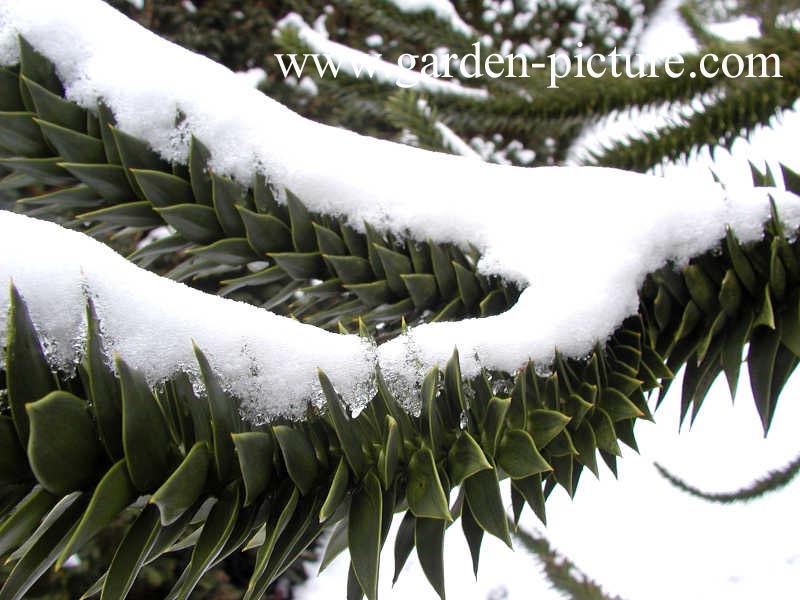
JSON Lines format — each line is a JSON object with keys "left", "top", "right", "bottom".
{"left": 407, "top": 448, "right": 452, "bottom": 521}
{"left": 150, "top": 442, "right": 211, "bottom": 526}
{"left": 233, "top": 432, "right": 274, "bottom": 507}
{"left": 26, "top": 391, "right": 102, "bottom": 495}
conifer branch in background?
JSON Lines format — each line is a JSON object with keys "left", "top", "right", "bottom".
{"left": 384, "top": 91, "right": 451, "bottom": 154}
{"left": 104, "top": 0, "right": 800, "bottom": 171}
{"left": 654, "top": 452, "right": 800, "bottom": 503}
{"left": 512, "top": 524, "right": 626, "bottom": 600}
{"left": 589, "top": 30, "right": 800, "bottom": 170}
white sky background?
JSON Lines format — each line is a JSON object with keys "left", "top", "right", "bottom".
{"left": 295, "top": 2, "right": 800, "bottom": 599}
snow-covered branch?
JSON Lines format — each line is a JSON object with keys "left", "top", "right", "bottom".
{"left": 274, "top": 13, "right": 487, "bottom": 99}
{"left": 1, "top": 0, "right": 799, "bottom": 420}
{"left": 0, "top": 212, "right": 375, "bottom": 419}
{"left": 386, "top": 0, "right": 474, "bottom": 37}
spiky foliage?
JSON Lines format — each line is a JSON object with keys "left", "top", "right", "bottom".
{"left": 3, "top": 22, "right": 800, "bottom": 598}
{"left": 654, "top": 452, "right": 800, "bottom": 503}
{"left": 590, "top": 31, "right": 800, "bottom": 171}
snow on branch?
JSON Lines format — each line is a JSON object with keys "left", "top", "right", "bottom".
{"left": 1, "top": 0, "right": 799, "bottom": 420}
{"left": 0, "top": 212, "right": 375, "bottom": 420}
{"left": 274, "top": 13, "right": 487, "bottom": 99}
{"left": 385, "top": 0, "right": 474, "bottom": 37}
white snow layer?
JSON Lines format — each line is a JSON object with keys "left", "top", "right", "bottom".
{"left": 0, "top": 212, "right": 375, "bottom": 420}
{"left": 234, "top": 67, "right": 267, "bottom": 89}
{"left": 434, "top": 121, "right": 483, "bottom": 159}
{"left": 1, "top": 0, "right": 799, "bottom": 419}
{"left": 386, "top": 0, "right": 473, "bottom": 37}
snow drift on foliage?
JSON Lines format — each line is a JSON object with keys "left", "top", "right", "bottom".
{"left": 0, "top": 212, "right": 376, "bottom": 420}
{"left": 1, "top": 0, "right": 799, "bottom": 419}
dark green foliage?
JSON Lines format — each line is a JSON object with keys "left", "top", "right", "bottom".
{"left": 591, "top": 31, "right": 800, "bottom": 171}
{"left": 26, "top": 392, "right": 103, "bottom": 496}
{"left": 104, "top": 0, "right": 281, "bottom": 73}
{"left": 101, "top": 0, "right": 663, "bottom": 166}
{"left": 97, "top": 0, "right": 800, "bottom": 173}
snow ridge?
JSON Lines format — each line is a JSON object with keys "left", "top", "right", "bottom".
{"left": 0, "top": 212, "right": 376, "bottom": 420}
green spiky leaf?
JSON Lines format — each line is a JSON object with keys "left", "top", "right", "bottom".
{"left": 348, "top": 472, "right": 382, "bottom": 600}
{"left": 26, "top": 391, "right": 101, "bottom": 495}
{"left": 407, "top": 448, "right": 452, "bottom": 521}
{"left": 150, "top": 442, "right": 211, "bottom": 526}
